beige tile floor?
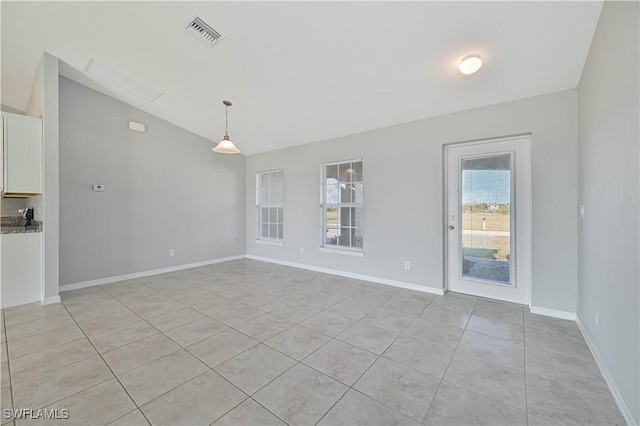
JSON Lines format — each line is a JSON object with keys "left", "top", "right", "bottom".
{"left": 0, "top": 259, "right": 625, "bottom": 425}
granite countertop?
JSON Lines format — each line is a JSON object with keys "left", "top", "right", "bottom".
{"left": 0, "top": 217, "right": 42, "bottom": 234}
{"left": 1, "top": 225, "right": 42, "bottom": 234}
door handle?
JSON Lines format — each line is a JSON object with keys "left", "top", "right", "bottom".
{"left": 448, "top": 225, "right": 455, "bottom": 230}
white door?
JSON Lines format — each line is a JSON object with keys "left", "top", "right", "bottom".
{"left": 446, "top": 136, "right": 531, "bottom": 305}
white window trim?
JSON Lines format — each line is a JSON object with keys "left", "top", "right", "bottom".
{"left": 320, "top": 159, "right": 364, "bottom": 253}
{"left": 319, "top": 246, "right": 365, "bottom": 257}
{"left": 256, "top": 169, "right": 284, "bottom": 243}
{"left": 322, "top": 158, "right": 363, "bottom": 167}
{"left": 255, "top": 239, "right": 284, "bottom": 247}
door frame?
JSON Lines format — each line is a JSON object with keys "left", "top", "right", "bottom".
{"left": 443, "top": 134, "right": 532, "bottom": 306}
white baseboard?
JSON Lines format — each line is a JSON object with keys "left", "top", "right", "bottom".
{"left": 41, "top": 295, "right": 61, "bottom": 305}
{"left": 60, "top": 253, "right": 444, "bottom": 297}
{"left": 529, "top": 306, "right": 576, "bottom": 320}
{"left": 246, "top": 254, "right": 445, "bottom": 296}
{"left": 59, "top": 255, "right": 246, "bottom": 293}
{"left": 576, "top": 317, "right": 636, "bottom": 426}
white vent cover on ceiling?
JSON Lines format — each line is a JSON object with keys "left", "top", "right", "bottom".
{"left": 186, "top": 17, "right": 223, "bottom": 47}
{"left": 83, "top": 58, "right": 164, "bottom": 102}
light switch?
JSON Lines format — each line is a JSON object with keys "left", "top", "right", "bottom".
{"left": 579, "top": 204, "right": 585, "bottom": 219}
{"left": 93, "top": 184, "right": 105, "bottom": 192}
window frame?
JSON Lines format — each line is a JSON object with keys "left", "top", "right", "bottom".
{"left": 256, "top": 169, "right": 284, "bottom": 244}
{"left": 319, "top": 158, "right": 364, "bottom": 254}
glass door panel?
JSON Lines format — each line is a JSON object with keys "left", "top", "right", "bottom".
{"left": 460, "top": 154, "right": 512, "bottom": 285}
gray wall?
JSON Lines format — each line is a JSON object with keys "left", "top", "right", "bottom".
{"left": 577, "top": 1, "right": 639, "bottom": 423}
{"left": 246, "top": 89, "right": 578, "bottom": 312}
{"left": 1, "top": 198, "right": 26, "bottom": 216}
{"left": 59, "top": 77, "right": 246, "bottom": 285}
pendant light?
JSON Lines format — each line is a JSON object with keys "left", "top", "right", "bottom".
{"left": 212, "top": 100, "right": 241, "bottom": 154}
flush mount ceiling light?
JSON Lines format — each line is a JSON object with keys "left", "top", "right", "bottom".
{"left": 83, "top": 58, "right": 164, "bottom": 101}
{"left": 212, "top": 100, "right": 241, "bottom": 154}
{"left": 459, "top": 54, "right": 483, "bottom": 75}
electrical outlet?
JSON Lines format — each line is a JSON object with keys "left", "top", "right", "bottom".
{"left": 595, "top": 310, "right": 600, "bottom": 326}
{"left": 169, "top": 249, "right": 175, "bottom": 257}
{"left": 300, "top": 248, "right": 304, "bottom": 254}
{"left": 580, "top": 204, "right": 585, "bottom": 219}
{"left": 404, "top": 261, "right": 411, "bottom": 271}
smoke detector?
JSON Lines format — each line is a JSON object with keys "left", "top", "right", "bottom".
{"left": 185, "top": 16, "right": 224, "bottom": 47}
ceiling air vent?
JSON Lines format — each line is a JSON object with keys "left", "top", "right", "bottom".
{"left": 186, "top": 17, "right": 223, "bottom": 47}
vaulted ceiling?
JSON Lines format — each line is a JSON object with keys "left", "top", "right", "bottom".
{"left": 2, "top": 1, "right": 602, "bottom": 154}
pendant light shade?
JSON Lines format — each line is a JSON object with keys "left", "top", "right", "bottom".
{"left": 213, "top": 135, "right": 241, "bottom": 154}
{"left": 212, "top": 100, "right": 241, "bottom": 154}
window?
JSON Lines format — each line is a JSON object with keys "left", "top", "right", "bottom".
{"left": 321, "top": 160, "right": 363, "bottom": 251}
{"left": 256, "top": 170, "right": 283, "bottom": 242}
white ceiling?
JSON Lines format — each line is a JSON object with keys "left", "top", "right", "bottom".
{"left": 1, "top": 1, "right": 602, "bottom": 155}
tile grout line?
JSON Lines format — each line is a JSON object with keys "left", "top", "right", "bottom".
{"left": 465, "top": 314, "right": 525, "bottom": 343}
{"left": 522, "top": 325, "right": 599, "bottom": 364}
{"left": 59, "top": 301, "right": 154, "bottom": 426}
{"left": 98, "top": 275, "right": 281, "bottom": 424}
{"left": 167, "top": 268, "right": 352, "bottom": 425}
{"left": 86, "top": 278, "right": 240, "bottom": 355}
{"left": 2, "top": 309, "right": 16, "bottom": 425}
{"left": 7, "top": 337, "right": 101, "bottom": 384}
{"left": 4, "top": 323, "right": 86, "bottom": 361}
{"left": 21, "top": 270, "right": 427, "bottom": 419}
{"left": 6, "top": 340, "right": 117, "bottom": 420}
{"left": 143, "top": 277, "right": 309, "bottom": 424}
{"left": 44, "top": 262, "right": 310, "bottom": 424}
{"left": 2, "top": 308, "right": 67, "bottom": 329}
{"left": 58, "top": 263, "right": 576, "bottom": 425}
{"left": 205, "top": 363, "right": 292, "bottom": 425}
{"left": 65, "top": 262, "right": 616, "bottom": 421}
{"left": 107, "top": 408, "right": 142, "bottom": 425}
{"left": 145, "top": 368, "right": 244, "bottom": 425}
{"left": 76, "top": 310, "right": 165, "bottom": 355}
{"left": 185, "top": 284, "right": 402, "bottom": 423}
{"left": 315, "top": 294, "right": 442, "bottom": 425}
{"left": 419, "top": 297, "right": 479, "bottom": 424}
{"left": 435, "top": 302, "right": 536, "bottom": 420}
{"left": 89, "top": 272, "right": 332, "bottom": 368}
{"left": 3, "top": 311, "right": 74, "bottom": 343}
{"left": 243, "top": 397, "right": 290, "bottom": 426}
{"left": 94, "top": 273, "right": 286, "bottom": 425}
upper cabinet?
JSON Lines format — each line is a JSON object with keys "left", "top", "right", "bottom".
{"left": 1, "top": 112, "right": 43, "bottom": 196}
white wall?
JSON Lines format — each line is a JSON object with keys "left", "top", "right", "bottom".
{"left": 58, "top": 77, "right": 246, "bottom": 285}
{"left": 246, "top": 89, "right": 578, "bottom": 312}
{"left": 25, "top": 52, "right": 59, "bottom": 301}
{"left": 0, "top": 105, "right": 24, "bottom": 115}
{"left": 577, "top": 1, "right": 639, "bottom": 423}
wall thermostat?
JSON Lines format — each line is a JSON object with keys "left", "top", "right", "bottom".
{"left": 92, "top": 184, "right": 105, "bottom": 192}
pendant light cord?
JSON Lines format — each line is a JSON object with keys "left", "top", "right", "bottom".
{"left": 225, "top": 104, "right": 229, "bottom": 137}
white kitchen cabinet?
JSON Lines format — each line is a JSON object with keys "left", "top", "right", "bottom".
{"left": 1, "top": 232, "right": 42, "bottom": 308}
{"left": 1, "top": 112, "right": 43, "bottom": 195}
